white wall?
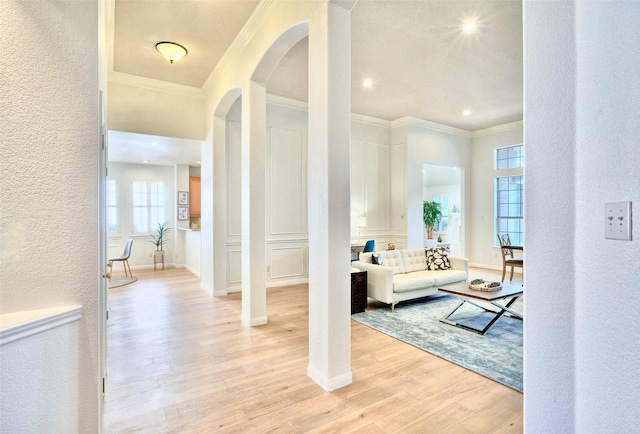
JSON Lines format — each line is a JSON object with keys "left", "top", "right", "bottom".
{"left": 469, "top": 122, "right": 523, "bottom": 269}
{"left": 108, "top": 163, "right": 177, "bottom": 270}
{"left": 525, "top": 1, "right": 640, "bottom": 432}
{"left": 0, "top": 0, "right": 99, "bottom": 430}
{"left": 107, "top": 79, "right": 205, "bottom": 140}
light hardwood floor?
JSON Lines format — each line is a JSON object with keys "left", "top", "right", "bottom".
{"left": 103, "top": 267, "right": 523, "bottom": 433}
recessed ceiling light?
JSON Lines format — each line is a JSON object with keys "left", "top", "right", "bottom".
{"left": 196, "top": 161, "right": 201, "bottom": 164}
{"left": 462, "top": 19, "right": 478, "bottom": 33}
{"left": 150, "top": 142, "right": 159, "bottom": 146}
{"left": 142, "top": 160, "right": 150, "bottom": 164}
{"left": 363, "top": 78, "right": 373, "bottom": 88}
{"left": 463, "top": 109, "right": 471, "bottom": 116}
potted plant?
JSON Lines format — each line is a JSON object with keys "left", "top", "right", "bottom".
{"left": 423, "top": 201, "right": 442, "bottom": 240}
{"left": 150, "top": 221, "right": 171, "bottom": 265}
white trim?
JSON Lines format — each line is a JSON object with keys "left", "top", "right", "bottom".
{"left": 471, "top": 120, "right": 524, "bottom": 138}
{"left": 391, "top": 116, "right": 472, "bottom": 137}
{"left": 108, "top": 71, "right": 205, "bottom": 98}
{"left": 200, "top": 282, "right": 214, "bottom": 296}
{"left": 0, "top": 306, "right": 83, "bottom": 346}
{"left": 307, "top": 365, "right": 353, "bottom": 391}
{"left": 241, "top": 314, "right": 268, "bottom": 327}
{"left": 266, "top": 94, "right": 308, "bottom": 111}
{"left": 266, "top": 277, "right": 309, "bottom": 288}
{"left": 351, "top": 112, "right": 393, "bottom": 128}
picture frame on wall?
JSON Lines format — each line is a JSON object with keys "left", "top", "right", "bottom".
{"left": 178, "top": 191, "right": 189, "bottom": 205}
{"left": 178, "top": 206, "right": 189, "bottom": 221}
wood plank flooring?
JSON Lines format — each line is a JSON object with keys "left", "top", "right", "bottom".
{"left": 103, "top": 267, "right": 523, "bottom": 433}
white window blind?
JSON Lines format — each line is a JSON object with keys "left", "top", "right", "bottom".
{"left": 433, "top": 194, "right": 449, "bottom": 233}
{"left": 132, "top": 181, "right": 166, "bottom": 233}
{"left": 107, "top": 179, "right": 118, "bottom": 235}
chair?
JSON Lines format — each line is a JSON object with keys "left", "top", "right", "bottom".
{"left": 351, "top": 239, "right": 375, "bottom": 262}
{"left": 109, "top": 239, "right": 133, "bottom": 278}
{"left": 497, "top": 234, "right": 523, "bottom": 282}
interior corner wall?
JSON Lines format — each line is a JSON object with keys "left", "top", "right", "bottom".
{"left": 524, "top": 1, "right": 577, "bottom": 432}
{"left": 468, "top": 123, "right": 523, "bottom": 269}
{"left": 107, "top": 81, "right": 205, "bottom": 140}
{"left": 573, "top": 2, "right": 640, "bottom": 432}
{"left": 0, "top": 0, "right": 99, "bottom": 431}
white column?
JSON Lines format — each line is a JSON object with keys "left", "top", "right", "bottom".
{"left": 240, "top": 81, "right": 267, "bottom": 326}
{"left": 211, "top": 116, "right": 228, "bottom": 296}
{"left": 307, "top": 1, "right": 353, "bottom": 391}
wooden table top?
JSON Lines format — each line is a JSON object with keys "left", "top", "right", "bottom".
{"left": 438, "top": 282, "right": 523, "bottom": 301}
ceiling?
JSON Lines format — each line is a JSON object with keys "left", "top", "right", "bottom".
{"left": 109, "top": 0, "right": 522, "bottom": 165}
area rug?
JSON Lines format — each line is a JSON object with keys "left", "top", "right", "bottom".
{"left": 351, "top": 294, "right": 523, "bottom": 392}
{"left": 108, "top": 276, "right": 138, "bottom": 289}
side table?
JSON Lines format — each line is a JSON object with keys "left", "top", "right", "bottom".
{"left": 350, "top": 269, "right": 367, "bottom": 314}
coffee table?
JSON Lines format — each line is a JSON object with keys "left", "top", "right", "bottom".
{"left": 437, "top": 282, "right": 523, "bottom": 335}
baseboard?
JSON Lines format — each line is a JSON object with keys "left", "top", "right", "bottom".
{"left": 185, "top": 265, "right": 201, "bottom": 278}
{"left": 469, "top": 263, "right": 502, "bottom": 271}
{"left": 200, "top": 282, "right": 213, "bottom": 296}
{"left": 241, "top": 313, "right": 267, "bottom": 327}
{"left": 307, "top": 365, "right": 353, "bottom": 391}
{"left": 266, "top": 277, "right": 308, "bottom": 288}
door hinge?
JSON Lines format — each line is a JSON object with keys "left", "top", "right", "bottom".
{"left": 102, "top": 377, "right": 105, "bottom": 394}
{"left": 101, "top": 134, "right": 105, "bottom": 150}
{"left": 106, "top": 310, "right": 109, "bottom": 321}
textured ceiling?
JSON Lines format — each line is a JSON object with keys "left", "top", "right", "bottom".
{"left": 110, "top": 0, "right": 522, "bottom": 164}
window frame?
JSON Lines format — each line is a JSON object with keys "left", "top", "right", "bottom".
{"left": 131, "top": 180, "right": 167, "bottom": 235}
{"left": 106, "top": 179, "right": 119, "bottom": 236}
{"left": 494, "top": 144, "right": 524, "bottom": 247}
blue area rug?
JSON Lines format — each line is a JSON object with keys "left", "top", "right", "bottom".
{"left": 351, "top": 294, "right": 523, "bottom": 392}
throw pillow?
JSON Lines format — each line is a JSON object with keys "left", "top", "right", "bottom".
{"left": 425, "top": 247, "right": 451, "bottom": 270}
{"left": 372, "top": 252, "right": 384, "bottom": 266}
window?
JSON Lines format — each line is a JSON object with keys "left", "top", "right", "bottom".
{"left": 495, "top": 144, "right": 524, "bottom": 245}
{"left": 107, "top": 179, "right": 119, "bottom": 235}
{"left": 132, "top": 181, "right": 166, "bottom": 233}
{"left": 433, "top": 194, "right": 449, "bottom": 233}
{"left": 496, "top": 175, "right": 524, "bottom": 245}
{"left": 495, "top": 144, "right": 524, "bottom": 169}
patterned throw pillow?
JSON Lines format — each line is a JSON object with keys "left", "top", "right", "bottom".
{"left": 372, "top": 252, "right": 384, "bottom": 266}
{"left": 425, "top": 247, "right": 451, "bottom": 270}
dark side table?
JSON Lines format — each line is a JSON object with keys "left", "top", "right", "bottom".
{"left": 350, "top": 269, "right": 367, "bottom": 314}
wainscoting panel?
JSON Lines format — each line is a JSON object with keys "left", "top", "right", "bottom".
{"left": 350, "top": 140, "right": 366, "bottom": 217}
{"left": 270, "top": 246, "right": 305, "bottom": 279}
{"left": 366, "top": 143, "right": 390, "bottom": 231}
{"left": 227, "top": 248, "right": 242, "bottom": 286}
{"left": 391, "top": 143, "right": 407, "bottom": 233}
{"left": 269, "top": 127, "right": 305, "bottom": 236}
{"left": 227, "top": 121, "right": 242, "bottom": 239}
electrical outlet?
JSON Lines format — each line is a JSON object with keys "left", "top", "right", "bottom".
{"left": 605, "top": 201, "right": 632, "bottom": 240}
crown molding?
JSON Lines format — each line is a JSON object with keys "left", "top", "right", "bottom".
{"left": 108, "top": 71, "right": 205, "bottom": 98}
{"left": 470, "top": 120, "right": 524, "bottom": 138}
{"left": 351, "top": 112, "right": 393, "bottom": 128}
{"left": 266, "top": 94, "right": 308, "bottom": 111}
{"left": 391, "top": 116, "right": 472, "bottom": 138}
{"left": 205, "top": 0, "right": 275, "bottom": 87}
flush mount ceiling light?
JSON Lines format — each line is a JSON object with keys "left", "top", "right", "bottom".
{"left": 462, "top": 19, "right": 478, "bottom": 33}
{"left": 155, "top": 42, "right": 188, "bottom": 64}
{"left": 363, "top": 78, "right": 373, "bottom": 88}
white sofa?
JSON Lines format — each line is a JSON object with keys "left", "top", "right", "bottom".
{"left": 352, "top": 247, "right": 468, "bottom": 311}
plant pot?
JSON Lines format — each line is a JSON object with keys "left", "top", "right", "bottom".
{"left": 153, "top": 250, "right": 165, "bottom": 271}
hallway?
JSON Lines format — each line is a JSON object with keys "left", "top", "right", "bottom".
{"left": 103, "top": 267, "right": 522, "bottom": 433}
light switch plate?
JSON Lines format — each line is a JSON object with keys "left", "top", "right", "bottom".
{"left": 605, "top": 201, "right": 632, "bottom": 240}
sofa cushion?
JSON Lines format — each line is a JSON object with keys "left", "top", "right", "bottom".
{"left": 376, "top": 250, "right": 406, "bottom": 274}
{"left": 426, "top": 247, "right": 451, "bottom": 270}
{"left": 400, "top": 248, "right": 428, "bottom": 273}
{"left": 432, "top": 270, "right": 468, "bottom": 286}
{"left": 393, "top": 270, "right": 436, "bottom": 292}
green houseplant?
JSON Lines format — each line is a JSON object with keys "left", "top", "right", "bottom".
{"left": 423, "top": 201, "right": 442, "bottom": 240}
{"left": 150, "top": 221, "right": 171, "bottom": 266}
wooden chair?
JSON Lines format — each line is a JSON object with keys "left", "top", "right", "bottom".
{"left": 109, "top": 239, "right": 134, "bottom": 278}
{"left": 497, "top": 234, "right": 523, "bottom": 282}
